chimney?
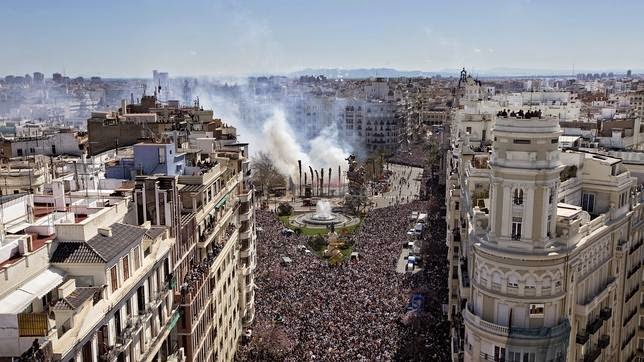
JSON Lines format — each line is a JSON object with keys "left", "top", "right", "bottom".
{"left": 98, "top": 227, "right": 112, "bottom": 237}
{"left": 58, "top": 279, "right": 76, "bottom": 299}
{"left": 17, "top": 235, "right": 33, "bottom": 254}
{"left": 52, "top": 180, "right": 66, "bottom": 211}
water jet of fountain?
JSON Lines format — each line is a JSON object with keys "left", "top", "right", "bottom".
{"left": 312, "top": 200, "right": 333, "bottom": 221}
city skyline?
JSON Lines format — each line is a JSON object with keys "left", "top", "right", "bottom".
{"left": 2, "top": 0, "right": 644, "bottom": 77}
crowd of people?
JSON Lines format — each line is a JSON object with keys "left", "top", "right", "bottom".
{"left": 236, "top": 156, "right": 449, "bottom": 361}
{"left": 387, "top": 145, "right": 430, "bottom": 168}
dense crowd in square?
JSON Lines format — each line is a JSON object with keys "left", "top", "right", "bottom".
{"left": 236, "top": 156, "right": 449, "bottom": 361}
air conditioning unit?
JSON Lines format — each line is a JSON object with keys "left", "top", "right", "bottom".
{"left": 17, "top": 234, "right": 34, "bottom": 254}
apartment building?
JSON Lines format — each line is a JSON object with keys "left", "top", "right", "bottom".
{"left": 0, "top": 188, "right": 179, "bottom": 361}
{"left": 447, "top": 95, "right": 643, "bottom": 361}
{"left": 0, "top": 101, "right": 256, "bottom": 362}
{"left": 107, "top": 126, "right": 256, "bottom": 361}
{"left": 339, "top": 99, "right": 402, "bottom": 154}
{"left": 0, "top": 155, "right": 51, "bottom": 195}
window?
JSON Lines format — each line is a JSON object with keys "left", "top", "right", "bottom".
{"left": 619, "top": 192, "right": 628, "bottom": 207}
{"left": 523, "top": 352, "right": 536, "bottom": 362}
{"left": 529, "top": 304, "right": 545, "bottom": 318}
{"left": 110, "top": 266, "right": 119, "bottom": 292}
{"left": 494, "top": 346, "right": 506, "bottom": 362}
{"left": 122, "top": 255, "right": 130, "bottom": 281}
{"left": 513, "top": 139, "right": 531, "bottom": 144}
{"left": 508, "top": 351, "right": 521, "bottom": 362}
{"left": 512, "top": 217, "right": 522, "bottom": 240}
{"left": 581, "top": 193, "right": 595, "bottom": 213}
{"left": 551, "top": 138, "right": 559, "bottom": 144}
{"left": 549, "top": 188, "right": 555, "bottom": 204}
{"left": 525, "top": 276, "right": 537, "bottom": 290}
{"left": 547, "top": 215, "right": 552, "bottom": 237}
{"left": 466, "top": 127, "right": 472, "bottom": 134}
{"left": 158, "top": 148, "right": 166, "bottom": 163}
{"left": 513, "top": 189, "right": 524, "bottom": 205}
{"left": 133, "top": 246, "right": 141, "bottom": 270}
{"left": 507, "top": 275, "right": 519, "bottom": 288}
{"left": 17, "top": 149, "right": 23, "bottom": 156}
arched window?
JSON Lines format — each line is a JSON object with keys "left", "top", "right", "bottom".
{"left": 479, "top": 268, "right": 489, "bottom": 286}
{"left": 542, "top": 276, "right": 552, "bottom": 295}
{"left": 507, "top": 274, "right": 519, "bottom": 288}
{"left": 525, "top": 276, "right": 537, "bottom": 290}
{"left": 492, "top": 271, "right": 502, "bottom": 290}
{"left": 513, "top": 188, "right": 524, "bottom": 205}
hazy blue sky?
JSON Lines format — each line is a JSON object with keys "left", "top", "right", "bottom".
{"left": 2, "top": 0, "right": 643, "bottom": 77}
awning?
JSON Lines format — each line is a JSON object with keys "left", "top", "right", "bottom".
{"left": 5, "top": 221, "right": 31, "bottom": 234}
{"left": 0, "top": 289, "right": 32, "bottom": 314}
{"left": 21, "top": 268, "right": 65, "bottom": 298}
{"left": 215, "top": 193, "right": 229, "bottom": 208}
{"left": 0, "top": 268, "right": 65, "bottom": 313}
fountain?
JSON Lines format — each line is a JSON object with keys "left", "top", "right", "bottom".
{"left": 311, "top": 200, "right": 334, "bottom": 221}
{"left": 290, "top": 200, "right": 360, "bottom": 229}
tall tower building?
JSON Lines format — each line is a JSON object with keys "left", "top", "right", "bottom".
{"left": 463, "top": 113, "right": 570, "bottom": 361}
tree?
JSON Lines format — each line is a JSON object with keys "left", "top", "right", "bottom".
{"left": 277, "top": 202, "right": 294, "bottom": 216}
{"left": 251, "top": 152, "right": 286, "bottom": 198}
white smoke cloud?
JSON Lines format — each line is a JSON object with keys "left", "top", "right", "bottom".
{"left": 192, "top": 82, "right": 351, "bottom": 182}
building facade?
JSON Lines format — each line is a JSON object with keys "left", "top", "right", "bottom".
{"left": 447, "top": 88, "right": 644, "bottom": 361}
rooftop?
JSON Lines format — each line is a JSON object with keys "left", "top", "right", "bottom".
{"left": 51, "top": 223, "right": 148, "bottom": 265}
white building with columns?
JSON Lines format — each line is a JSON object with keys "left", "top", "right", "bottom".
{"left": 447, "top": 103, "right": 643, "bottom": 361}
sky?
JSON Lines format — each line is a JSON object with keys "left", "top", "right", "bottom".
{"left": 1, "top": 0, "right": 643, "bottom": 77}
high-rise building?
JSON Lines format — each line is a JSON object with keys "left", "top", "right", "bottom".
{"left": 0, "top": 99, "right": 256, "bottom": 362}
{"left": 33, "top": 72, "right": 45, "bottom": 84}
{"left": 447, "top": 90, "right": 643, "bottom": 361}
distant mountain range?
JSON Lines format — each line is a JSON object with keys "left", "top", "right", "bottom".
{"left": 290, "top": 68, "right": 438, "bottom": 79}
{"left": 289, "top": 67, "right": 642, "bottom": 79}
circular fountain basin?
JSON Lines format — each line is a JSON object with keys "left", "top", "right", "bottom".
{"left": 290, "top": 211, "right": 360, "bottom": 229}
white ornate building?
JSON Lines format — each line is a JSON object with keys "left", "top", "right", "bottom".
{"left": 447, "top": 88, "right": 644, "bottom": 361}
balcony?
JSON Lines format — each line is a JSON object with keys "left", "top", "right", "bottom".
{"left": 463, "top": 304, "right": 569, "bottom": 340}
{"left": 240, "top": 208, "right": 252, "bottom": 222}
{"left": 575, "top": 277, "right": 616, "bottom": 316}
{"left": 625, "top": 284, "right": 640, "bottom": 304}
{"left": 576, "top": 331, "right": 589, "bottom": 344}
{"left": 598, "top": 334, "right": 610, "bottom": 349}
{"left": 115, "top": 326, "right": 133, "bottom": 352}
{"left": 623, "top": 308, "right": 637, "bottom": 327}
{"left": 239, "top": 188, "right": 253, "bottom": 203}
{"left": 18, "top": 313, "right": 51, "bottom": 337}
{"left": 629, "top": 239, "right": 642, "bottom": 255}
{"left": 587, "top": 317, "right": 603, "bottom": 335}
{"left": 197, "top": 225, "right": 217, "bottom": 249}
{"left": 583, "top": 348, "right": 601, "bottom": 362}
{"left": 600, "top": 307, "right": 612, "bottom": 321}
{"left": 179, "top": 163, "right": 221, "bottom": 186}
{"left": 240, "top": 229, "right": 252, "bottom": 241}
{"left": 627, "top": 262, "right": 641, "bottom": 279}
{"left": 452, "top": 229, "right": 461, "bottom": 242}
{"left": 458, "top": 259, "right": 470, "bottom": 291}
{"left": 622, "top": 330, "right": 635, "bottom": 350}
